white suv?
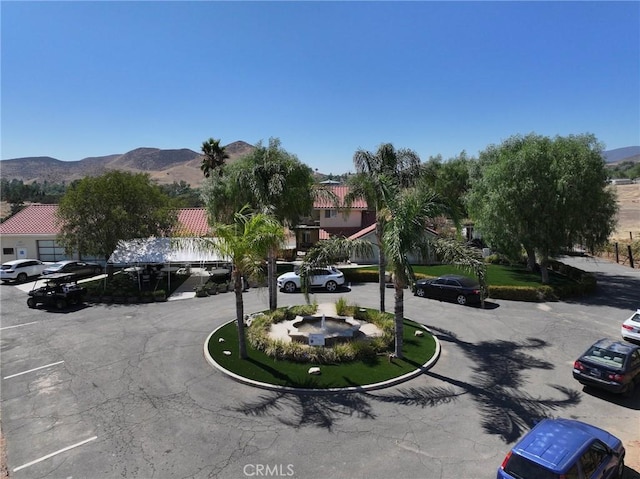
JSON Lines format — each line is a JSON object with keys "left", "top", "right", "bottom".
{"left": 1, "top": 259, "right": 50, "bottom": 283}
{"left": 277, "top": 266, "right": 345, "bottom": 293}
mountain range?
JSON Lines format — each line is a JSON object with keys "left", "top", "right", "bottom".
{"left": 0, "top": 141, "right": 255, "bottom": 187}
{"left": 1, "top": 143, "right": 638, "bottom": 187}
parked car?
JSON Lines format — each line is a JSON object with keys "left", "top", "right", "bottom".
{"left": 413, "top": 274, "right": 481, "bottom": 305}
{"left": 277, "top": 266, "right": 345, "bottom": 293}
{"left": 621, "top": 309, "right": 640, "bottom": 343}
{"left": 0, "top": 259, "right": 50, "bottom": 283}
{"left": 497, "top": 418, "right": 625, "bottom": 479}
{"left": 27, "top": 273, "right": 87, "bottom": 309}
{"left": 41, "top": 260, "right": 103, "bottom": 278}
{"left": 573, "top": 338, "right": 640, "bottom": 396}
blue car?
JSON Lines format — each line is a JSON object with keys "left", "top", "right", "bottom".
{"left": 497, "top": 418, "right": 625, "bottom": 479}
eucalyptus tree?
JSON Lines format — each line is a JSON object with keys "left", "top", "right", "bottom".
{"left": 345, "top": 143, "right": 421, "bottom": 312}
{"left": 466, "top": 133, "right": 617, "bottom": 283}
{"left": 183, "top": 208, "right": 285, "bottom": 359}
{"left": 200, "top": 137, "right": 229, "bottom": 178}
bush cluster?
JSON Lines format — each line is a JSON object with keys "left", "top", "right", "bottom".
{"left": 246, "top": 301, "right": 394, "bottom": 364}
{"left": 487, "top": 285, "right": 554, "bottom": 302}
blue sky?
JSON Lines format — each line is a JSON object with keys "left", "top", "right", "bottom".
{"left": 2, "top": 1, "right": 639, "bottom": 174}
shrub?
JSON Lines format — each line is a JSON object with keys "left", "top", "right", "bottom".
{"left": 335, "top": 297, "right": 349, "bottom": 316}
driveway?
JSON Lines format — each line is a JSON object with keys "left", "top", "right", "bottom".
{"left": 1, "top": 256, "right": 638, "bottom": 479}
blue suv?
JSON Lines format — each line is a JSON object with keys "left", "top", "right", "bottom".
{"left": 497, "top": 418, "right": 625, "bottom": 479}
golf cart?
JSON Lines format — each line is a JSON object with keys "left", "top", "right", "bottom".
{"left": 27, "top": 273, "right": 87, "bottom": 309}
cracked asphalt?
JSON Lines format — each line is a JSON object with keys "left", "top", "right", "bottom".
{"left": 1, "top": 256, "right": 639, "bottom": 479}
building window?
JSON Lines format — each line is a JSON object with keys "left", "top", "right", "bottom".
{"left": 3, "top": 248, "right": 15, "bottom": 255}
{"left": 324, "top": 210, "right": 337, "bottom": 218}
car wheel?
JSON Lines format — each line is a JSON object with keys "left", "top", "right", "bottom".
{"left": 622, "top": 380, "right": 635, "bottom": 398}
{"left": 615, "top": 458, "right": 624, "bottom": 479}
{"left": 94, "top": 267, "right": 102, "bottom": 275}
{"left": 456, "top": 294, "right": 467, "bottom": 305}
{"left": 27, "top": 297, "right": 36, "bottom": 308}
{"left": 56, "top": 299, "right": 67, "bottom": 310}
{"left": 17, "top": 272, "right": 28, "bottom": 283}
{"left": 325, "top": 280, "right": 338, "bottom": 292}
{"left": 283, "top": 281, "right": 297, "bottom": 293}
{"left": 415, "top": 288, "right": 426, "bottom": 297}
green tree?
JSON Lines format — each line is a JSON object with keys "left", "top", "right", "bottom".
{"left": 200, "top": 138, "right": 229, "bottom": 178}
{"left": 345, "top": 143, "right": 421, "bottom": 312}
{"left": 466, "top": 133, "right": 617, "bottom": 283}
{"left": 201, "top": 138, "right": 320, "bottom": 311}
{"left": 184, "top": 209, "right": 285, "bottom": 359}
{"left": 419, "top": 151, "right": 473, "bottom": 223}
{"left": 56, "top": 171, "right": 179, "bottom": 263}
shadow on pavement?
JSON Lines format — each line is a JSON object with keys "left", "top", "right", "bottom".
{"left": 232, "top": 326, "right": 580, "bottom": 443}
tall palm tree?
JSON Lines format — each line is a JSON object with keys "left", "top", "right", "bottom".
{"left": 200, "top": 138, "right": 230, "bottom": 178}
{"left": 302, "top": 184, "right": 486, "bottom": 359}
{"left": 182, "top": 208, "right": 285, "bottom": 359}
{"left": 345, "top": 143, "right": 421, "bottom": 312}
{"left": 382, "top": 185, "right": 486, "bottom": 358}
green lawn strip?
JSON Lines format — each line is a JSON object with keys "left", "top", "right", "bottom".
{"left": 209, "top": 318, "right": 436, "bottom": 389}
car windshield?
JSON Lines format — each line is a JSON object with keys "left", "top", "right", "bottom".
{"left": 1, "top": 264, "right": 14, "bottom": 270}
{"left": 48, "top": 263, "right": 65, "bottom": 270}
{"left": 630, "top": 312, "right": 640, "bottom": 324}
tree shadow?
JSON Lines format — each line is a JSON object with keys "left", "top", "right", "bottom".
{"left": 232, "top": 326, "right": 580, "bottom": 443}
{"left": 563, "top": 271, "right": 640, "bottom": 310}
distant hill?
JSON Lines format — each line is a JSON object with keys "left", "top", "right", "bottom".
{"left": 0, "top": 141, "right": 255, "bottom": 186}
{"left": 602, "top": 146, "right": 640, "bottom": 164}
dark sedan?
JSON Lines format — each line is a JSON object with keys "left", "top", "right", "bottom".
{"left": 414, "top": 274, "right": 481, "bottom": 305}
{"left": 41, "top": 260, "right": 103, "bottom": 278}
{"left": 573, "top": 338, "right": 640, "bottom": 396}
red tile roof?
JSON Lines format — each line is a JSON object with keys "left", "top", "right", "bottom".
{"left": 0, "top": 204, "right": 210, "bottom": 236}
{"left": 175, "top": 208, "right": 210, "bottom": 236}
{"left": 314, "top": 186, "right": 368, "bottom": 209}
{"left": 0, "top": 204, "right": 60, "bottom": 235}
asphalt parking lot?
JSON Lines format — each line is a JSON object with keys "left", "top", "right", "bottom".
{"left": 1, "top": 256, "right": 639, "bottom": 479}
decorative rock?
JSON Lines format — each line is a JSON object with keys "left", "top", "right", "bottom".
{"left": 218, "top": 338, "right": 225, "bottom": 342}
{"left": 308, "top": 367, "right": 321, "bottom": 375}
{"left": 414, "top": 330, "right": 424, "bottom": 337}
{"left": 223, "top": 350, "right": 232, "bottom": 356}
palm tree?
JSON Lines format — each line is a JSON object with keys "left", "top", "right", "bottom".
{"left": 201, "top": 138, "right": 230, "bottom": 178}
{"left": 382, "top": 185, "right": 486, "bottom": 358}
{"left": 183, "top": 208, "right": 285, "bottom": 359}
{"left": 302, "top": 184, "right": 486, "bottom": 359}
{"left": 346, "top": 143, "right": 421, "bottom": 312}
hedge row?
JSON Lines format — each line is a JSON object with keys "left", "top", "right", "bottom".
{"left": 342, "top": 261, "right": 595, "bottom": 302}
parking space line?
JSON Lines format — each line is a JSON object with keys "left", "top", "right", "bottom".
{"left": 3, "top": 360, "right": 65, "bottom": 380}
{"left": 0, "top": 321, "right": 39, "bottom": 330}
{"left": 13, "top": 435, "right": 97, "bottom": 472}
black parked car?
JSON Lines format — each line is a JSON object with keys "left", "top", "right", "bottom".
{"left": 42, "top": 260, "right": 103, "bottom": 278}
{"left": 414, "top": 274, "right": 481, "bottom": 306}
{"left": 573, "top": 338, "right": 640, "bottom": 397}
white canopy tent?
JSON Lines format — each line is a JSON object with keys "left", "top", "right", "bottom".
{"left": 108, "top": 237, "right": 229, "bottom": 265}
{"left": 108, "top": 237, "right": 231, "bottom": 292}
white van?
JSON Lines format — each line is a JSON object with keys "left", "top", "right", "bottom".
{"left": 0, "top": 259, "right": 50, "bottom": 283}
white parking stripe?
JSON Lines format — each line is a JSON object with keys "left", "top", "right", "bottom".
{"left": 13, "top": 436, "right": 97, "bottom": 472}
{"left": 0, "top": 321, "right": 39, "bottom": 330}
{"left": 3, "top": 361, "right": 65, "bottom": 380}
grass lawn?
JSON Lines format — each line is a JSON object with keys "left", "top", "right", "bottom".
{"left": 208, "top": 317, "right": 436, "bottom": 389}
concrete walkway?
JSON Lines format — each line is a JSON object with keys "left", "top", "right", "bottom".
{"left": 167, "top": 270, "right": 210, "bottom": 301}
